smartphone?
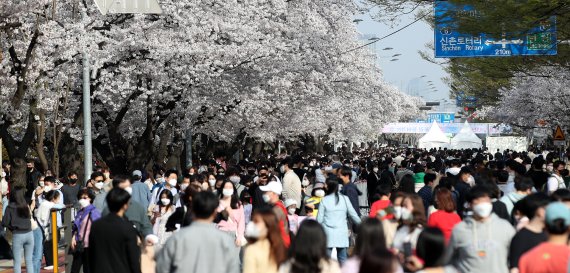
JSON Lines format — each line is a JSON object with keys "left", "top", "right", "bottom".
{"left": 403, "top": 242, "right": 412, "bottom": 258}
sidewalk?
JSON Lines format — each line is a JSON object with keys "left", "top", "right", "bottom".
{"left": 0, "top": 250, "right": 66, "bottom": 273}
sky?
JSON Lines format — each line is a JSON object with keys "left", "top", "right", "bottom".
{"left": 354, "top": 7, "right": 454, "bottom": 110}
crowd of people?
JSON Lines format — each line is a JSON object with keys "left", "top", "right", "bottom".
{"left": 1, "top": 147, "right": 570, "bottom": 273}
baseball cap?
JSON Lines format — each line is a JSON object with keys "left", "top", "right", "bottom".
{"left": 545, "top": 202, "right": 570, "bottom": 227}
{"left": 132, "top": 170, "right": 142, "bottom": 177}
{"left": 284, "top": 199, "right": 297, "bottom": 208}
{"left": 259, "top": 181, "right": 282, "bottom": 195}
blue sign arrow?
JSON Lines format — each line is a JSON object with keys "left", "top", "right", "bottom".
{"left": 434, "top": 1, "right": 557, "bottom": 58}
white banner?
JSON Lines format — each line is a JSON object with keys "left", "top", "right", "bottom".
{"left": 486, "top": 137, "right": 529, "bottom": 153}
{"left": 381, "top": 123, "right": 506, "bottom": 135}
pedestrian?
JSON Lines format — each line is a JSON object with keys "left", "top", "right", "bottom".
{"left": 417, "top": 173, "right": 436, "bottom": 214}
{"left": 279, "top": 220, "right": 341, "bottom": 273}
{"left": 70, "top": 188, "right": 101, "bottom": 273}
{"left": 130, "top": 170, "right": 151, "bottom": 211}
{"left": 499, "top": 176, "right": 533, "bottom": 218}
{"left": 61, "top": 172, "right": 81, "bottom": 207}
{"left": 443, "top": 185, "right": 515, "bottom": 273}
{"left": 342, "top": 218, "right": 387, "bottom": 273}
{"left": 316, "top": 177, "right": 361, "bottom": 265}
{"left": 508, "top": 192, "right": 550, "bottom": 272}
{"left": 281, "top": 157, "right": 302, "bottom": 206}
{"left": 155, "top": 191, "right": 239, "bottom": 273}
{"left": 358, "top": 247, "right": 399, "bottom": 273}
{"left": 284, "top": 199, "right": 300, "bottom": 234}
{"left": 259, "top": 181, "right": 291, "bottom": 246}
{"left": 391, "top": 194, "right": 425, "bottom": 255}
{"left": 88, "top": 188, "right": 141, "bottom": 273}
{"left": 305, "top": 182, "right": 325, "bottom": 218}
{"left": 368, "top": 183, "right": 392, "bottom": 219}
{"left": 243, "top": 208, "right": 287, "bottom": 273}
{"left": 216, "top": 180, "right": 246, "bottom": 264}
{"left": 397, "top": 174, "right": 415, "bottom": 194}
{"left": 35, "top": 189, "right": 64, "bottom": 270}
{"left": 25, "top": 159, "right": 41, "bottom": 201}
{"left": 150, "top": 170, "right": 179, "bottom": 209}
{"left": 240, "top": 190, "right": 253, "bottom": 226}
{"left": 427, "top": 187, "right": 461, "bottom": 243}
{"left": 404, "top": 227, "right": 453, "bottom": 273}
{"left": 2, "top": 187, "right": 35, "bottom": 273}
{"left": 546, "top": 161, "right": 566, "bottom": 194}
{"left": 518, "top": 202, "right": 570, "bottom": 273}
{"left": 151, "top": 189, "right": 175, "bottom": 247}
{"left": 338, "top": 166, "right": 361, "bottom": 217}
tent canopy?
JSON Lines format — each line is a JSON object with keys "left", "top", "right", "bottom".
{"left": 418, "top": 121, "right": 449, "bottom": 149}
{"left": 451, "top": 121, "right": 482, "bottom": 149}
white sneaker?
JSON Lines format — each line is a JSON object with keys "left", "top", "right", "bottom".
{"left": 44, "top": 266, "right": 54, "bottom": 270}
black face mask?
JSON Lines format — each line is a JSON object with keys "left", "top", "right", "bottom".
{"left": 248, "top": 170, "right": 256, "bottom": 175}
{"left": 27, "top": 167, "right": 33, "bottom": 172}
{"left": 69, "top": 179, "right": 78, "bottom": 184}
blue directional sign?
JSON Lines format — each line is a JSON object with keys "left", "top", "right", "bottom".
{"left": 434, "top": 1, "right": 557, "bottom": 58}
{"left": 427, "top": 112, "right": 455, "bottom": 124}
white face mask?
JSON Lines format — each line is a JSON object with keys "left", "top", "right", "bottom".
{"left": 39, "top": 181, "right": 45, "bottom": 187}
{"left": 180, "top": 184, "right": 189, "bottom": 191}
{"left": 168, "top": 179, "right": 177, "bottom": 187}
{"left": 280, "top": 165, "right": 286, "bottom": 173}
{"left": 229, "top": 176, "right": 240, "bottom": 185}
{"left": 222, "top": 189, "right": 234, "bottom": 197}
{"left": 546, "top": 166, "right": 554, "bottom": 172}
{"left": 124, "top": 186, "right": 133, "bottom": 195}
{"left": 43, "top": 185, "right": 52, "bottom": 192}
{"left": 95, "top": 182, "right": 105, "bottom": 190}
{"left": 262, "top": 194, "right": 271, "bottom": 203}
{"left": 1, "top": 172, "right": 5, "bottom": 178}
{"left": 78, "top": 199, "right": 90, "bottom": 208}
{"left": 324, "top": 166, "right": 333, "bottom": 171}
{"left": 373, "top": 167, "right": 379, "bottom": 173}
{"left": 393, "top": 206, "right": 403, "bottom": 219}
{"left": 466, "top": 175, "right": 475, "bottom": 185}
{"left": 161, "top": 198, "right": 171, "bottom": 206}
{"left": 208, "top": 179, "right": 216, "bottom": 186}
{"left": 401, "top": 207, "right": 413, "bottom": 221}
{"left": 245, "top": 222, "right": 261, "bottom": 239}
{"left": 288, "top": 208, "right": 296, "bottom": 215}
{"left": 315, "top": 189, "right": 325, "bottom": 197}
{"left": 472, "top": 202, "right": 493, "bottom": 218}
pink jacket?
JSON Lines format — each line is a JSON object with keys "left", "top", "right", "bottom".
{"left": 217, "top": 204, "right": 245, "bottom": 239}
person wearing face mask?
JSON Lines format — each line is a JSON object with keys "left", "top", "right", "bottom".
{"left": 102, "top": 175, "right": 156, "bottom": 246}
{"left": 226, "top": 167, "right": 246, "bottom": 197}
{"left": 366, "top": 164, "right": 380, "bottom": 206}
{"left": 91, "top": 172, "right": 110, "bottom": 211}
{"left": 391, "top": 194, "right": 426, "bottom": 257}
{"left": 150, "top": 170, "right": 179, "bottom": 211}
{"left": 207, "top": 173, "right": 217, "bottom": 191}
{"left": 281, "top": 157, "right": 303, "bottom": 208}
{"left": 151, "top": 190, "right": 175, "bottom": 247}
{"left": 443, "top": 185, "right": 515, "bottom": 273}
{"left": 70, "top": 189, "right": 101, "bottom": 273}
{"left": 259, "top": 181, "right": 291, "bottom": 247}
{"left": 36, "top": 189, "right": 65, "bottom": 270}
{"left": 284, "top": 199, "right": 301, "bottom": 234}
{"left": 454, "top": 167, "right": 473, "bottom": 217}
{"left": 546, "top": 161, "right": 566, "bottom": 194}
{"left": 242, "top": 208, "right": 287, "bottom": 273}
{"left": 61, "top": 172, "right": 82, "bottom": 207}
{"left": 130, "top": 170, "right": 151, "bottom": 212}
{"left": 305, "top": 183, "right": 326, "bottom": 217}
{"left": 25, "top": 159, "right": 41, "bottom": 202}
{"left": 216, "top": 181, "right": 246, "bottom": 263}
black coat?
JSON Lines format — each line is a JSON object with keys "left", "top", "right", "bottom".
{"left": 88, "top": 213, "right": 141, "bottom": 273}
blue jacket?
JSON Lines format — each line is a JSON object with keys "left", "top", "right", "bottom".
{"left": 130, "top": 181, "right": 151, "bottom": 210}
{"left": 317, "top": 194, "right": 361, "bottom": 248}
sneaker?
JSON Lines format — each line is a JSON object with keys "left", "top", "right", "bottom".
{"left": 44, "top": 266, "right": 54, "bottom": 270}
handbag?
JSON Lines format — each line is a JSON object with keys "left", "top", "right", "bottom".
{"left": 73, "top": 212, "right": 91, "bottom": 254}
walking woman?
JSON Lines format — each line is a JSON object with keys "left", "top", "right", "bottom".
{"left": 151, "top": 189, "right": 175, "bottom": 246}
{"left": 341, "top": 218, "right": 388, "bottom": 273}
{"left": 316, "top": 178, "right": 361, "bottom": 265}
{"left": 280, "top": 220, "right": 341, "bottom": 273}
{"left": 35, "top": 190, "right": 64, "bottom": 270}
{"left": 70, "top": 188, "right": 101, "bottom": 273}
{"left": 243, "top": 208, "right": 287, "bottom": 273}
{"left": 391, "top": 194, "right": 426, "bottom": 255}
{"left": 216, "top": 181, "right": 246, "bottom": 265}
{"left": 2, "top": 187, "right": 34, "bottom": 273}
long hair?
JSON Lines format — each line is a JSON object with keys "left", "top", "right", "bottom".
{"left": 354, "top": 218, "right": 387, "bottom": 257}
{"left": 289, "top": 220, "right": 329, "bottom": 273}
{"left": 219, "top": 181, "right": 240, "bottom": 209}
{"left": 325, "top": 177, "right": 340, "bottom": 204}
{"left": 158, "top": 188, "right": 174, "bottom": 211}
{"left": 401, "top": 194, "right": 426, "bottom": 230}
{"left": 359, "top": 247, "right": 396, "bottom": 273}
{"left": 10, "top": 187, "right": 30, "bottom": 218}
{"left": 252, "top": 208, "right": 287, "bottom": 264}
{"left": 398, "top": 174, "right": 415, "bottom": 194}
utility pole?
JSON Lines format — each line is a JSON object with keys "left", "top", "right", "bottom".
{"left": 81, "top": 8, "right": 92, "bottom": 182}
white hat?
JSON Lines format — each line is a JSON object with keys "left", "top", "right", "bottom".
{"left": 259, "top": 181, "right": 282, "bottom": 195}
{"left": 284, "top": 199, "right": 297, "bottom": 208}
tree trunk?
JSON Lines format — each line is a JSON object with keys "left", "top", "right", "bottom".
{"left": 35, "top": 111, "right": 49, "bottom": 173}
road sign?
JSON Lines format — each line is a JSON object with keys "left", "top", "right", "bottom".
{"left": 434, "top": 1, "right": 557, "bottom": 58}
{"left": 427, "top": 112, "right": 455, "bottom": 124}
{"left": 94, "top": 0, "right": 162, "bottom": 15}
{"left": 553, "top": 126, "right": 565, "bottom": 140}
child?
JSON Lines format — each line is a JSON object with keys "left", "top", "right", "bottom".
{"left": 285, "top": 199, "right": 301, "bottom": 234}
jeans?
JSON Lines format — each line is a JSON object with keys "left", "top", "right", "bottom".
{"left": 327, "top": 247, "right": 348, "bottom": 265}
{"left": 32, "top": 228, "right": 43, "bottom": 273}
{"left": 12, "top": 231, "right": 34, "bottom": 273}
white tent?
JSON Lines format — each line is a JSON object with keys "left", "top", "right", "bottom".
{"left": 451, "top": 121, "right": 483, "bottom": 149}
{"left": 418, "top": 121, "right": 450, "bottom": 149}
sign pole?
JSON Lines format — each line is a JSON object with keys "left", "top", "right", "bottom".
{"left": 81, "top": 8, "right": 93, "bottom": 182}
